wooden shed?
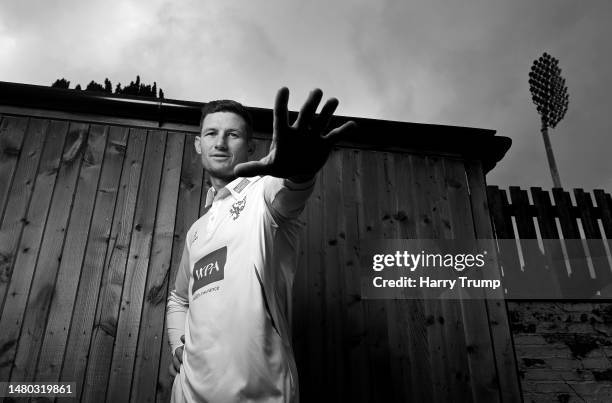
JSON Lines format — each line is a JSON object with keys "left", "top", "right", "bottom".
{"left": 0, "top": 82, "right": 521, "bottom": 402}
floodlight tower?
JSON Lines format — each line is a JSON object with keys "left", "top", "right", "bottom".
{"left": 528, "top": 52, "right": 569, "bottom": 188}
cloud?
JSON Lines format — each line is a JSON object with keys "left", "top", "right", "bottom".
{"left": 0, "top": 0, "right": 610, "bottom": 190}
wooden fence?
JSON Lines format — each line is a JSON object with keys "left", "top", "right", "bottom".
{"left": 487, "top": 186, "right": 612, "bottom": 299}
{"left": 0, "top": 82, "right": 522, "bottom": 403}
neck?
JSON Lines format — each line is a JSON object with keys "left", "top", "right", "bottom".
{"left": 209, "top": 174, "right": 235, "bottom": 191}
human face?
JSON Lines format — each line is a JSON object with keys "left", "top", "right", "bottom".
{"left": 195, "top": 112, "right": 252, "bottom": 187}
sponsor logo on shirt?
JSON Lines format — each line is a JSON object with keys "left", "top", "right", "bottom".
{"left": 192, "top": 246, "right": 226, "bottom": 293}
{"left": 233, "top": 178, "right": 250, "bottom": 193}
{"left": 229, "top": 196, "right": 246, "bottom": 220}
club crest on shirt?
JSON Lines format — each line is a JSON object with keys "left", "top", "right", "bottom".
{"left": 189, "top": 229, "right": 198, "bottom": 246}
{"left": 192, "top": 246, "right": 227, "bottom": 294}
{"left": 229, "top": 196, "right": 246, "bottom": 220}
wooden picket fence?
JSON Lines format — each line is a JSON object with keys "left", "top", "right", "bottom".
{"left": 486, "top": 186, "right": 612, "bottom": 299}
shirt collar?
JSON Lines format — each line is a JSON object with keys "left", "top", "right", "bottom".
{"left": 204, "top": 176, "right": 261, "bottom": 208}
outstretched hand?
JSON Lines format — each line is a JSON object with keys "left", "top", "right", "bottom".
{"left": 234, "top": 88, "right": 356, "bottom": 181}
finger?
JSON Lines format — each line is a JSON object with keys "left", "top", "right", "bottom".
{"left": 273, "top": 87, "right": 290, "bottom": 134}
{"left": 313, "top": 97, "right": 339, "bottom": 134}
{"left": 234, "top": 160, "right": 273, "bottom": 178}
{"left": 322, "top": 121, "right": 357, "bottom": 144}
{"left": 294, "top": 89, "right": 323, "bottom": 129}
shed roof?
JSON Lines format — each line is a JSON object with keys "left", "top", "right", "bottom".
{"left": 0, "top": 81, "right": 510, "bottom": 172}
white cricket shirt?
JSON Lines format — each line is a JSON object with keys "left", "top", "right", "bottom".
{"left": 166, "top": 175, "right": 314, "bottom": 403}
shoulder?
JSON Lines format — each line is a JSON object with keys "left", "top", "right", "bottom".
{"left": 228, "top": 176, "right": 265, "bottom": 198}
{"left": 228, "top": 175, "right": 313, "bottom": 196}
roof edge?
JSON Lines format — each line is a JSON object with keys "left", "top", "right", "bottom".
{"left": 0, "top": 81, "right": 510, "bottom": 173}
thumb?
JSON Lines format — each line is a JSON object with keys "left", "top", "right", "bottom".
{"left": 234, "top": 160, "right": 272, "bottom": 178}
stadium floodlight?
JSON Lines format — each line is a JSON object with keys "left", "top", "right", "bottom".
{"left": 529, "top": 52, "right": 569, "bottom": 188}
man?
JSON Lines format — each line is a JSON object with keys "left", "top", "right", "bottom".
{"left": 166, "top": 87, "right": 355, "bottom": 402}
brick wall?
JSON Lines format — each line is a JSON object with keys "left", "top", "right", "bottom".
{"left": 508, "top": 302, "right": 612, "bottom": 403}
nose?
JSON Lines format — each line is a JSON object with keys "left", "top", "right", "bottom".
{"left": 214, "top": 133, "right": 228, "bottom": 149}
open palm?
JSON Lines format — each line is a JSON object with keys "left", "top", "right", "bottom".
{"left": 234, "top": 88, "right": 356, "bottom": 181}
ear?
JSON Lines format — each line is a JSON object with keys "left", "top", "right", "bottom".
{"left": 247, "top": 139, "right": 255, "bottom": 156}
{"left": 194, "top": 136, "right": 202, "bottom": 155}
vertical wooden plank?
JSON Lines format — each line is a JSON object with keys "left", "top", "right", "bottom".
{"left": 405, "top": 154, "right": 441, "bottom": 402}
{"left": 357, "top": 150, "right": 394, "bottom": 403}
{"left": 394, "top": 153, "right": 433, "bottom": 403}
{"left": 531, "top": 187, "right": 570, "bottom": 297}
{"left": 486, "top": 187, "right": 522, "bottom": 298}
{"left": 0, "top": 120, "right": 68, "bottom": 393}
{"left": 438, "top": 159, "right": 475, "bottom": 401}
{"left": 486, "top": 187, "right": 514, "bottom": 238}
{"left": 441, "top": 158, "right": 493, "bottom": 403}
{"left": 10, "top": 122, "right": 89, "bottom": 383}
{"left": 59, "top": 127, "right": 128, "bottom": 399}
{"left": 509, "top": 187, "right": 549, "bottom": 298}
{"left": 424, "top": 156, "right": 464, "bottom": 402}
{"left": 0, "top": 119, "right": 48, "bottom": 313}
{"left": 378, "top": 152, "right": 403, "bottom": 403}
{"left": 593, "top": 190, "right": 612, "bottom": 239}
{"left": 131, "top": 132, "right": 183, "bottom": 403}
{"left": 292, "top": 176, "right": 309, "bottom": 400}
{"left": 106, "top": 130, "right": 166, "bottom": 402}
{"left": 594, "top": 190, "right": 612, "bottom": 293}
{"left": 320, "top": 149, "right": 345, "bottom": 401}
{"left": 530, "top": 188, "right": 559, "bottom": 240}
{"left": 412, "top": 155, "right": 453, "bottom": 403}
{"left": 80, "top": 128, "right": 146, "bottom": 402}
{"left": 467, "top": 161, "right": 523, "bottom": 403}
{"left": 156, "top": 133, "right": 202, "bottom": 403}
{"left": 508, "top": 187, "right": 537, "bottom": 238}
{"left": 34, "top": 125, "right": 110, "bottom": 382}
{"left": 574, "top": 189, "right": 611, "bottom": 290}
{"left": 300, "top": 165, "right": 325, "bottom": 402}
{"left": 379, "top": 152, "right": 412, "bottom": 403}
{"left": 338, "top": 148, "right": 370, "bottom": 402}
{"left": 197, "top": 133, "right": 209, "bottom": 218}
{"left": 552, "top": 188, "right": 595, "bottom": 297}
{"left": 0, "top": 116, "right": 28, "bottom": 222}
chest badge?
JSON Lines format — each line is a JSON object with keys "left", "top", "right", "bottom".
{"left": 190, "top": 229, "right": 199, "bottom": 246}
{"left": 229, "top": 196, "right": 247, "bottom": 220}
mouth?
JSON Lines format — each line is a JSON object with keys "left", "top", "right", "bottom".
{"left": 210, "top": 154, "right": 231, "bottom": 160}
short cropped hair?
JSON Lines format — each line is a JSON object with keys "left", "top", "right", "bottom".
{"left": 200, "top": 100, "right": 253, "bottom": 138}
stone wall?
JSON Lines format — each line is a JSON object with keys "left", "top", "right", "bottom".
{"left": 508, "top": 302, "right": 612, "bottom": 403}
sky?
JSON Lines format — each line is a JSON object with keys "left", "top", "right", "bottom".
{"left": 0, "top": 0, "right": 610, "bottom": 191}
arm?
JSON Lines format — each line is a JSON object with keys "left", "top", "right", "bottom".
{"left": 263, "top": 176, "right": 316, "bottom": 224}
{"left": 166, "top": 241, "right": 190, "bottom": 358}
